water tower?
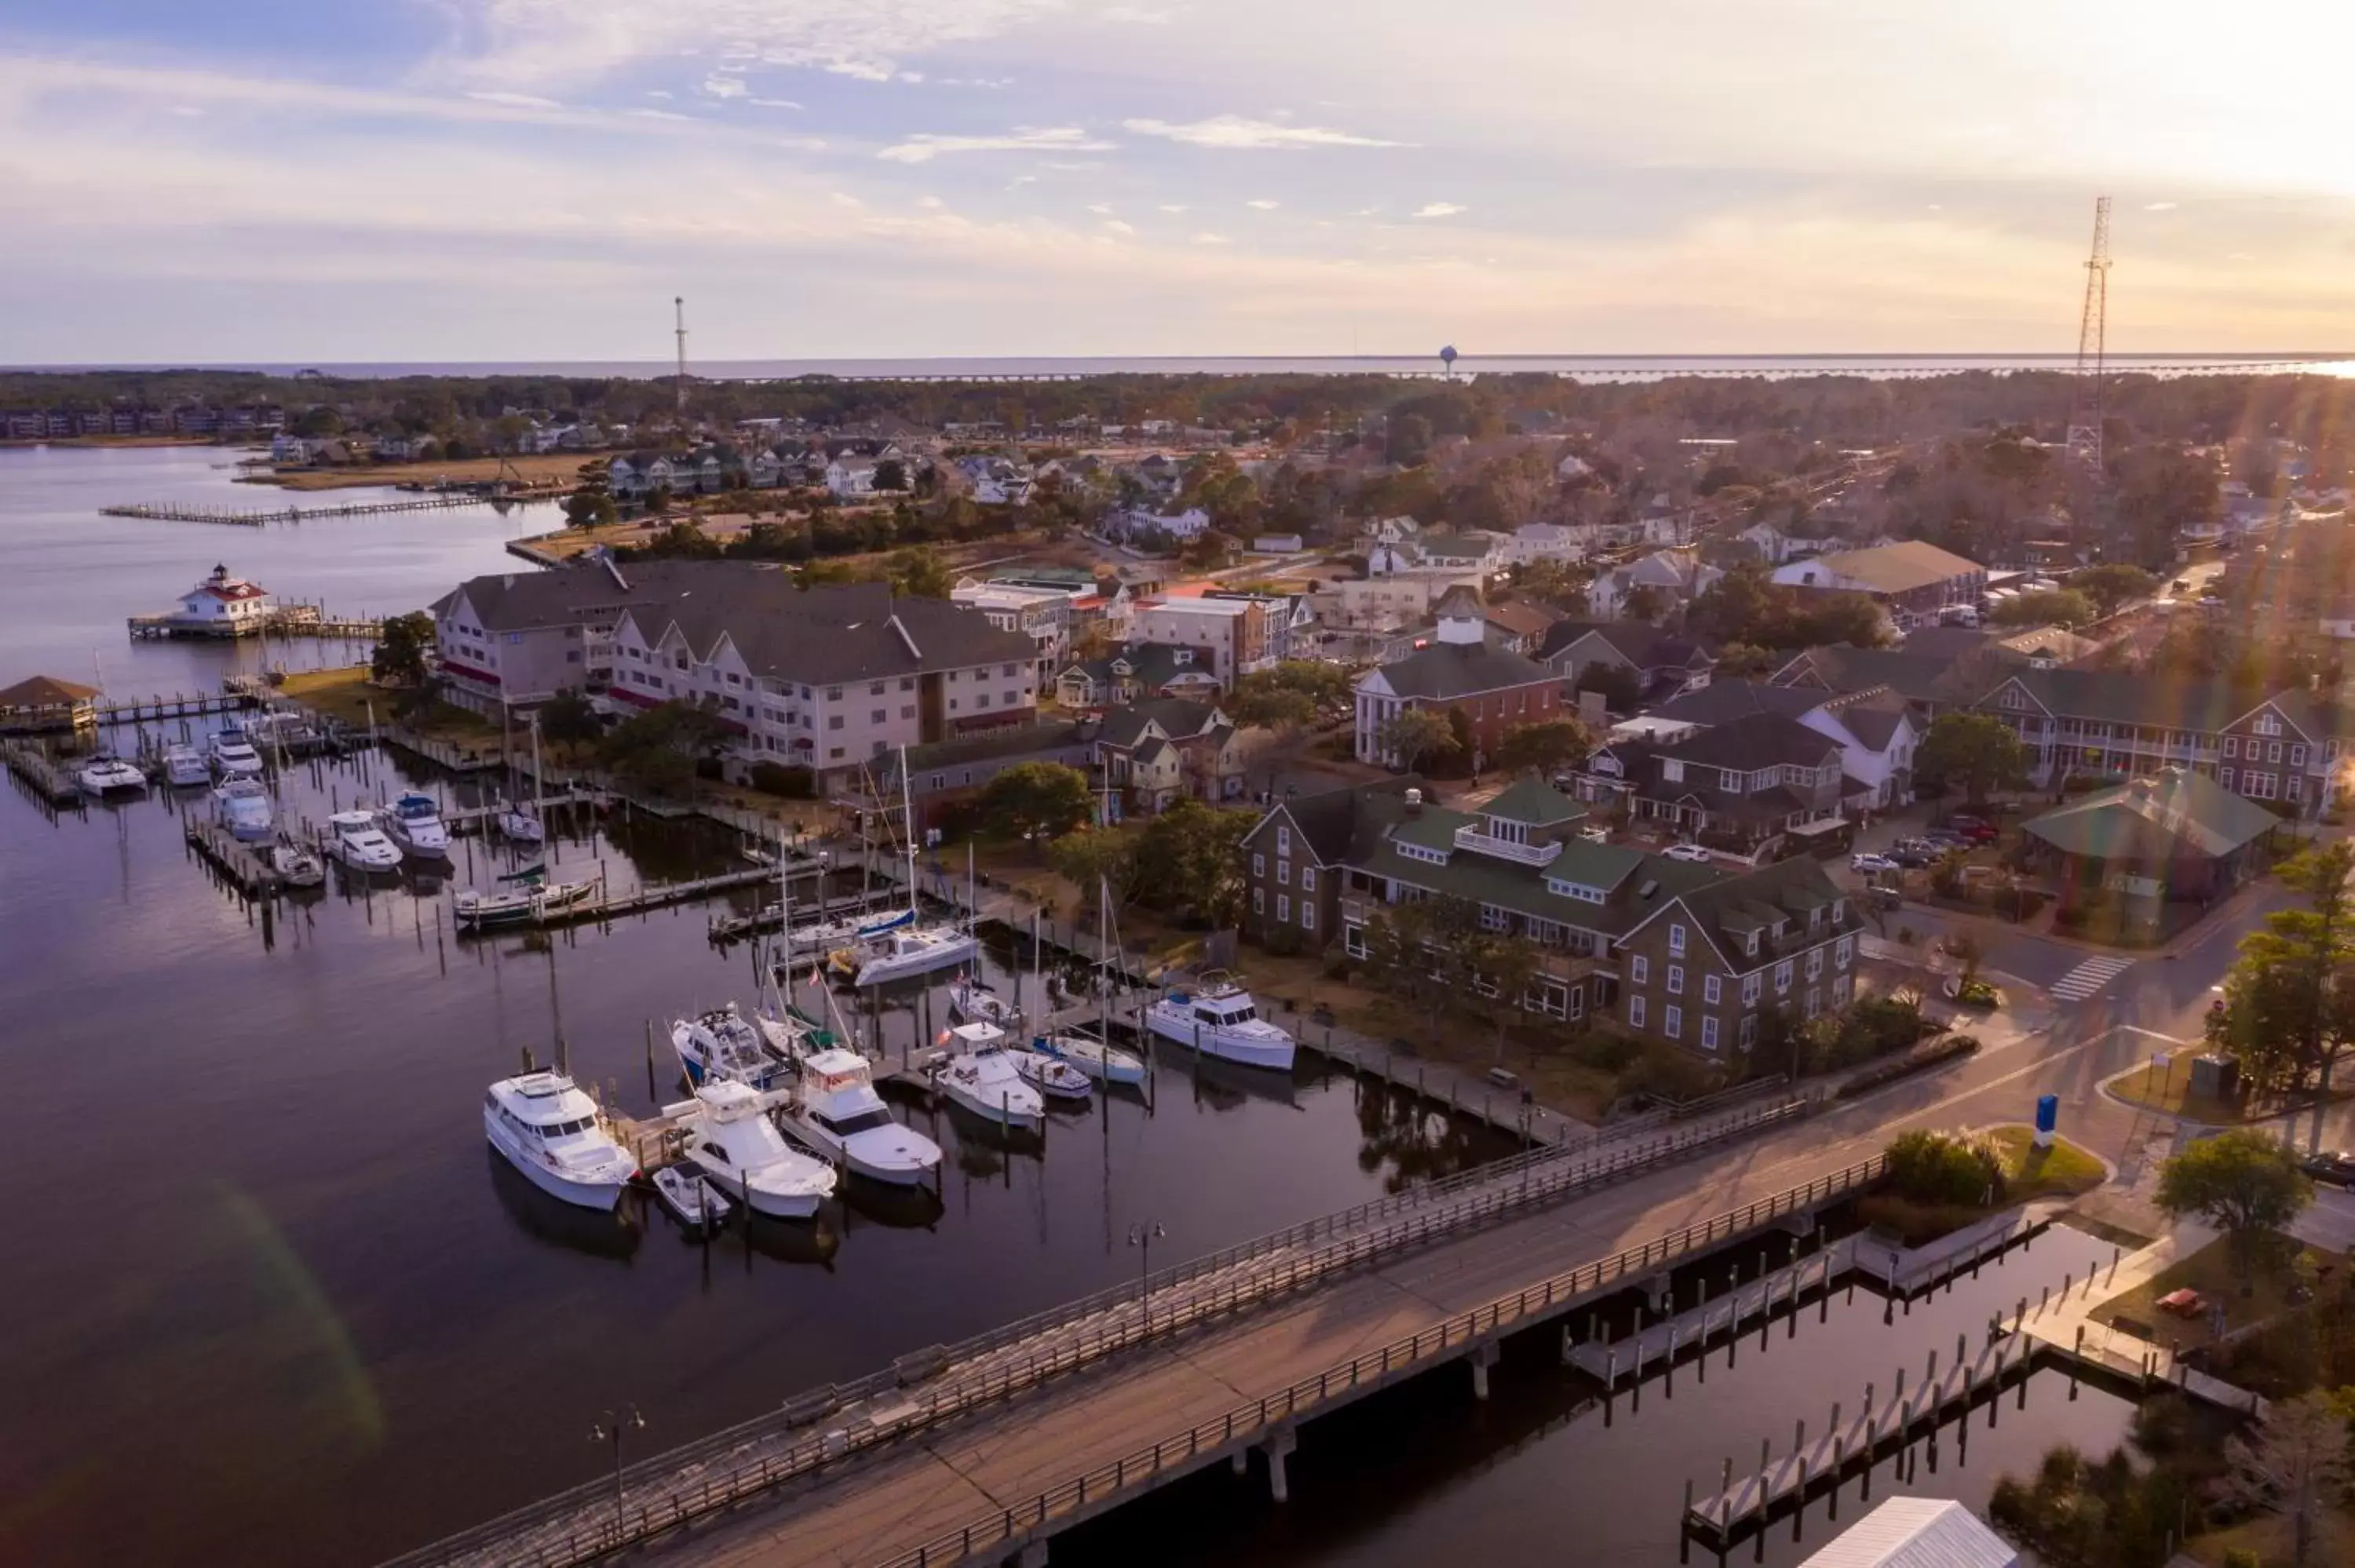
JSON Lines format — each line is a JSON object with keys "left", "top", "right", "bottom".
{"left": 1439, "top": 344, "right": 1459, "bottom": 380}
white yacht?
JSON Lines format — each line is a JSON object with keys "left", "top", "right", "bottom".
{"left": 1010, "top": 1048, "right": 1093, "bottom": 1103}
{"left": 209, "top": 734, "right": 265, "bottom": 779}
{"left": 327, "top": 809, "right": 403, "bottom": 870}
{"left": 670, "top": 1004, "right": 794, "bottom": 1091}
{"left": 845, "top": 923, "right": 979, "bottom": 987}
{"left": 483, "top": 1072, "right": 640, "bottom": 1211}
{"left": 776, "top": 1048, "right": 943, "bottom": 1186}
{"left": 497, "top": 802, "right": 545, "bottom": 844}
{"left": 77, "top": 753, "right": 148, "bottom": 796}
{"left": 1143, "top": 976, "right": 1297, "bottom": 1072}
{"left": 948, "top": 976, "right": 1018, "bottom": 1028}
{"left": 649, "top": 1166, "right": 732, "bottom": 1233}
{"left": 672, "top": 1080, "right": 838, "bottom": 1220}
{"left": 161, "top": 745, "right": 211, "bottom": 787}
{"left": 1035, "top": 1034, "right": 1148, "bottom": 1087}
{"left": 378, "top": 792, "right": 451, "bottom": 859}
{"left": 210, "top": 777, "right": 275, "bottom": 841}
{"left": 454, "top": 870, "right": 597, "bottom": 929}
{"left": 271, "top": 841, "right": 326, "bottom": 888}
{"left": 934, "top": 1022, "right": 1045, "bottom": 1130}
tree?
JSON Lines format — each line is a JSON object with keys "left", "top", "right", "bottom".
{"left": 1572, "top": 662, "right": 1644, "bottom": 714}
{"left": 1885, "top": 1129, "right": 2003, "bottom": 1206}
{"left": 873, "top": 458, "right": 908, "bottom": 493}
{"left": 1047, "top": 827, "right": 1138, "bottom": 913}
{"left": 1377, "top": 707, "right": 1458, "bottom": 773}
{"left": 2214, "top": 842, "right": 2355, "bottom": 1109}
{"left": 1494, "top": 717, "right": 1597, "bottom": 779}
{"left": 2220, "top": 1392, "right": 2351, "bottom": 1568}
{"left": 564, "top": 487, "right": 617, "bottom": 530}
{"left": 536, "top": 689, "right": 602, "bottom": 748}
{"left": 880, "top": 545, "right": 954, "bottom": 600}
{"left": 1990, "top": 1442, "right": 2196, "bottom": 1568}
{"left": 1223, "top": 681, "right": 1316, "bottom": 732}
{"left": 1914, "top": 712, "right": 2028, "bottom": 806}
{"left": 2068, "top": 563, "right": 2159, "bottom": 615}
{"left": 1128, "top": 798, "right": 1252, "bottom": 925}
{"left": 1619, "top": 583, "right": 1669, "bottom": 622}
{"left": 371, "top": 611, "right": 434, "bottom": 685}
{"left": 1990, "top": 588, "right": 2098, "bottom": 628}
{"left": 1467, "top": 932, "right": 1542, "bottom": 1059}
{"left": 2154, "top": 1130, "right": 2314, "bottom": 1293}
{"left": 596, "top": 699, "right": 732, "bottom": 797}
{"left": 1514, "top": 557, "right": 1591, "bottom": 610}
{"left": 978, "top": 762, "right": 1094, "bottom": 851}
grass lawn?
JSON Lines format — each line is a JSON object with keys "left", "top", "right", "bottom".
{"left": 2088, "top": 1231, "right": 2328, "bottom": 1352}
{"left": 2192, "top": 1508, "right": 2355, "bottom": 1568}
{"left": 278, "top": 666, "right": 496, "bottom": 743}
{"left": 257, "top": 452, "right": 588, "bottom": 492}
{"left": 2106, "top": 1058, "right": 2264, "bottom": 1124}
{"left": 1984, "top": 1126, "right": 2108, "bottom": 1202}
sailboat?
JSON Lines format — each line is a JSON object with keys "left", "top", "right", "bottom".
{"left": 454, "top": 860, "right": 598, "bottom": 929}
{"left": 1032, "top": 879, "right": 1148, "bottom": 1086}
{"left": 498, "top": 708, "right": 546, "bottom": 844}
{"left": 836, "top": 749, "right": 976, "bottom": 986}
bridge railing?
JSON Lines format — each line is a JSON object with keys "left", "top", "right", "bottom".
{"left": 380, "top": 1094, "right": 1827, "bottom": 1567}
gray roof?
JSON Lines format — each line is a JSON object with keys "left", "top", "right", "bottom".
{"left": 2024, "top": 767, "right": 2282, "bottom": 860}
{"left": 1645, "top": 680, "right": 1831, "bottom": 727}
{"left": 1245, "top": 776, "right": 1425, "bottom": 862}
{"left": 1100, "top": 697, "right": 1221, "bottom": 749}
{"left": 1481, "top": 778, "right": 1587, "bottom": 826}
{"left": 1979, "top": 668, "right": 2335, "bottom": 736}
{"left": 618, "top": 576, "right": 1035, "bottom": 685}
{"left": 1658, "top": 713, "right": 1844, "bottom": 770}
{"left": 1636, "top": 851, "right": 1858, "bottom": 970}
{"left": 885, "top": 720, "right": 1092, "bottom": 779}
{"left": 1539, "top": 619, "right": 1714, "bottom": 670}
{"left": 1377, "top": 640, "right": 1556, "bottom": 700}
{"left": 1798, "top": 1497, "right": 2018, "bottom": 1568}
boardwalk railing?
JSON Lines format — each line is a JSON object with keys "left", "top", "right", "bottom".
{"left": 383, "top": 1097, "right": 1844, "bottom": 1568}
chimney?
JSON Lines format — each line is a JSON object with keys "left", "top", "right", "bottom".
{"left": 1404, "top": 786, "right": 1423, "bottom": 817}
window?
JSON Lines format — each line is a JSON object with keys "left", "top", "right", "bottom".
{"left": 975, "top": 694, "right": 991, "bottom": 709}
{"left": 828, "top": 716, "right": 843, "bottom": 731}
{"left": 1277, "top": 826, "right": 1291, "bottom": 856}
{"left": 903, "top": 706, "right": 916, "bottom": 720}
{"left": 1741, "top": 972, "right": 1762, "bottom": 1006}
{"left": 1003, "top": 662, "right": 1019, "bottom": 676}
{"left": 1836, "top": 935, "right": 1854, "bottom": 968}
{"left": 1740, "top": 1013, "right": 1758, "bottom": 1048}
{"left": 1302, "top": 866, "right": 1316, "bottom": 892}
{"left": 1745, "top": 932, "right": 1759, "bottom": 957}
{"left": 828, "top": 746, "right": 844, "bottom": 760}
{"left": 2224, "top": 736, "right": 2239, "bottom": 758}
{"left": 1345, "top": 923, "right": 1368, "bottom": 958}
{"left": 1664, "top": 1005, "right": 1682, "bottom": 1040}
{"left": 826, "top": 686, "right": 842, "bottom": 700}
{"left": 1804, "top": 986, "right": 1822, "bottom": 1019}
{"left": 1630, "top": 954, "right": 1648, "bottom": 985}
{"left": 1003, "top": 692, "right": 1018, "bottom": 706}
{"left": 1276, "top": 894, "right": 1290, "bottom": 923}
{"left": 2269, "top": 741, "right": 2284, "bottom": 764}
{"left": 1806, "top": 949, "right": 1823, "bottom": 979}
{"left": 2291, "top": 744, "right": 2308, "bottom": 767}
{"left": 1301, "top": 903, "right": 1314, "bottom": 932}
{"left": 1703, "top": 974, "right": 1722, "bottom": 1005}
{"left": 1253, "top": 853, "right": 1265, "bottom": 877}
{"left": 870, "top": 710, "right": 885, "bottom": 724}
{"left": 1278, "top": 860, "right": 1291, "bottom": 886}
{"left": 2222, "top": 767, "right": 2236, "bottom": 790}
{"left": 1628, "top": 995, "right": 1647, "bottom": 1030}
{"left": 2255, "top": 711, "right": 2281, "bottom": 736}
{"left": 1480, "top": 904, "right": 1512, "bottom": 932}
{"left": 871, "top": 682, "right": 885, "bottom": 695}
{"left": 1701, "top": 1015, "right": 1720, "bottom": 1052}
{"left": 1775, "top": 961, "right": 1793, "bottom": 994}
{"left": 1253, "top": 886, "right": 1265, "bottom": 913}
{"left": 1667, "top": 965, "right": 1684, "bottom": 996}
{"left": 1668, "top": 923, "right": 1686, "bottom": 957}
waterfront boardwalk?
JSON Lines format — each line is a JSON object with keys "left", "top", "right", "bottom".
{"left": 101, "top": 490, "right": 556, "bottom": 526}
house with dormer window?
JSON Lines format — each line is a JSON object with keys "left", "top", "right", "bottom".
{"left": 1097, "top": 698, "right": 1251, "bottom": 811}
{"left": 1572, "top": 711, "right": 1847, "bottom": 858}
{"left": 1055, "top": 641, "right": 1225, "bottom": 708}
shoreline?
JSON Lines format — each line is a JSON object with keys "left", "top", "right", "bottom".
{"left": 0, "top": 435, "right": 228, "bottom": 450}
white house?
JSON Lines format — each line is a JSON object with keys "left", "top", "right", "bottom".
{"left": 1501, "top": 522, "right": 1586, "bottom": 566}
{"left": 168, "top": 563, "right": 276, "bottom": 636}
{"left": 826, "top": 458, "right": 878, "bottom": 498}
{"left": 1587, "top": 549, "right": 1722, "bottom": 618}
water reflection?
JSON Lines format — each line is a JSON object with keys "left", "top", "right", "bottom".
{"left": 842, "top": 1180, "right": 947, "bottom": 1231}
{"left": 485, "top": 1152, "right": 643, "bottom": 1264}
{"left": 1355, "top": 1081, "right": 1499, "bottom": 1192}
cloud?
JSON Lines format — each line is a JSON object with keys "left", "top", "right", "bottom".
{"left": 628, "top": 108, "right": 692, "bottom": 122}
{"left": 466, "top": 89, "right": 564, "bottom": 110}
{"left": 830, "top": 191, "right": 865, "bottom": 208}
{"left": 1192, "top": 232, "right": 1231, "bottom": 244}
{"left": 1123, "top": 115, "right": 1401, "bottom": 150}
{"left": 748, "top": 97, "right": 803, "bottom": 110}
{"left": 878, "top": 126, "right": 1114, "bottom": 162}
{"left": 1244, "top": 198, "right": 1279, "bottom": 210}
{"left": 916, "top": 195, "right": 944, "bottom": 209}
{"left": 1158, "top": 202, "right": 1187, "bottom": 213}
{"left": 1101, "top": 218, "right": 1135, "bottom": 235}
{"left": 1351, "top": 206, "right": 1379, "bottom": 217}
{"left": 2146, "top": 200, "right": 2179, "bottom": 210}
{"left": 701, "top": 75, "right": 747, "bottom": 100}
{"left": 1086, "top": 202, "right": 1114, "bottom": 214}
{"left": 1411, "top": 202, "right": 1466, "bottom": 218}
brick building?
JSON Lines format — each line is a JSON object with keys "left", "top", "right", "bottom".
{"left": 1353, "top": 588, "right": 1565, "bottom": 771}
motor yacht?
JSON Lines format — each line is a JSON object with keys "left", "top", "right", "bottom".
{"left": 327, "top": 809, "right": 403, "bottom": 870}
{"left": 483, "top": 1071, "right": 640, "bottom": 1211}
{"left": 77, "top": 753, "right": 148, "bottom": 796}
{"left": 672, "top": 1080, "right": 838, "bottom": 1220}
{"left": 209, "top": 733, "right": 264, "bottom": 779}
{"left": 933, "top": 1021, "right": 1044, "bottom": 1130}
{"left": 1010, "top": 1048, "right": 1093, "bottom": 1104}
{"left": 1143, "top": 975, "right": 1297, "bottom": 1071}
{"left": 210, "top": 777, "right": 275, "bottom": 841}
{"left": 947, "top": 975, "right": 1018, "bottom": 1028}
{"left": 378, "top": 792, "right": 451, "bottom": 859}
{"left": 775, "top": 1048, "right": 942, "bottom": 1185}
{"left": 670, "top": 1003, "right": 794, "bottom": 1091}
{"left": 161, "top": 744, "right": 211, "bottom": 788}
{"left": 1033, "top": 1034, "right": 1148, "bottom": 1087}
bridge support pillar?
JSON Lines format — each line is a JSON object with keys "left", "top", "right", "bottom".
{"left": 1642, "top": 1272, "right": 1674, "bottom": 1315}
{"left": 1470, "top": 1340, "right": 1500, "bottom": 1402}
{"left": 1232, "top": 1449, "right": 1248, "bottom": 1476}
{"left": 1261, "top": 1424, "right": 1298, "bottom": 1504}
{"left": 1013, "top": 1543, "right": 1049, "bottom": 1568}
{"left": 1780, "top": 1209, "right": 1818, "bottom": 1238}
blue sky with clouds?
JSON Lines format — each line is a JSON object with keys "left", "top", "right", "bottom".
{"left": 3, "top": 1, "right": 2351, "bottom": 363}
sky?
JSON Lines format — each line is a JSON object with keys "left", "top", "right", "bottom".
{"left": 2, "top": 1, "right": 2353, "bottom": 363}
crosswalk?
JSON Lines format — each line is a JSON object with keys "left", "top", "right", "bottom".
{"left": 2049, "top": 954, "right": 2136, "bottom": 1002}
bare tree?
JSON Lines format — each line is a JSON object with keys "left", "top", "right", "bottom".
{"left": 2220, "top": 1392, "right": 2351, "bottom": 1568}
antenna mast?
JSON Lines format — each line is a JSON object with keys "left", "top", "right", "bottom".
{"left": 673, "top": 296, "right": 688, "bottom": 418}
{"left": 2064, "top": 196, "right": 2112, "bottom": 472}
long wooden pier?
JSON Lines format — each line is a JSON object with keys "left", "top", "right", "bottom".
{"left": 2, "top": 740, "right": 85, "bottom": 806}
{"left": 185, "top": 819, "right": 283, "bottom": 898}
{"left": 128, "top": 603, "right": 385, "bottom": 640}
{"left": 451, "top": 864, "right": 783, "bottom": 935}
{"left": 100, "top": 490, "right": 553, "bottom": 526}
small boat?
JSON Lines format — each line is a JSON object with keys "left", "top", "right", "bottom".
{"left": 210, "top": 777, "right": 275, "bottom": 841}
{"left": 161, "top": 745, "right": 211, "bottom": 788}
{"left": 1010, "top": 1048, "right": 1094, "bottom": 1103}
{"left": 77, "top": 753, "right": 148, "bottom": 796}
{"left": 496, "top": 803, "right": 545, "bottom": 844}
{"left": 670, "top": 1004, "right": 793, "bottom": 1091}
{"left": 454, "top": 871, "right": 597, "bottom": 929}
{"left": 849, "top": 922, "right": 980, "bottom": 987}
{"left": 934, "top": 1022, "right": 1045, "bottom": 1130}
{"left": 1143, "top": 974, "right": 1296, "bottom": 1072}
{"left": 648, "top": 1165, "right": 733, "bottom": 1233}
{"left": 483, "top": 1071, "right": 641, "bottom": 1211}
{"left": 672, "top": 1080, "right": 838, "bottom": 1220}
{"left": 209, "top": 734, "right": 264, "bottom": 779}
{"left": 769, "top": 909, "right": 891, "bottom": 958}
{"left": 776, "top": 1048, "right": 944, "bottom": 1185}
{"left": 378, "top": 792, "right": 451, "bottom": 859}
{"left": 271, "top": 841, "right": 326, "bottom": 888}
{"left": 327, "top": 809, "right": 403, "bottom": 870}
{"left": 948, "top": 976, "right": 1018, "bottom": 1028}
{"left": 1035, "top": 1033, "right": 1148, "bottom": 1087}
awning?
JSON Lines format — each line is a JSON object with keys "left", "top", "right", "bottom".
{"left": 1786, "top": 817, "right": 1851, "bottom": 838}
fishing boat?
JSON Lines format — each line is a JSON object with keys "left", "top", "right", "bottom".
{"left": 327, "top": 809, "right": 403, "bottom": 871}
{"left": 482, "top": 1071, "right": 640, "bottom": 1211}
{"left": 1034, "top": 1033, "right": 1148, "bottom": 1087}
{"left": 77, "top": 753, "right": 148, "bottom": 796}
{"left": 672, "top": 1080, "right": 838, "bottom": 1220}
{"left": 210, "top": 777, "right": 274, "bottom": 841}
{"left": 161, "top": 744, "right": 211, "bottom": 787}
{"left": 270, "top": 840, "right": 326, "bottom": 888}
{"left": 775, "top": 1048, "right": 943, "bottom": 1185}
{"left": 453, "top": 863, "right": 597, "bottom": 929}
{"left": 1142, "top": 973, "right": 1297, "bottom": 1072}
{"left": 670, "top": 1003, "right": 793, "bottom": 1091}
{"left": 378, "top": 792, "right": 451, "bottom": 859}
{"left": 648, "top": 1165, "right": 732, "bottom": 1233}
{"left": 947, "top": 975, "right": 1017, "bottom": 1028}
{"left": 208, "top": 733, "right": 264, "bottom": 779}
{"left": 1010, "top": 1048, "right": 1093, "bottom": 1103}
{"left": 934, "top": 1021, "right": 1045, "bottom": 1130}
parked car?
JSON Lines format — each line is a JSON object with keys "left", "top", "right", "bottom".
{"left": 1850, "top": 853, "right": 1900, "bottom": 874}
{"left": 1921, "top": 830, "right": 1971, "bottom": 848}
{"left": 2300, "top": 1150, "right": 2355, "bottom": 1187}
{"left": 1889, "top": 847, "right": 1936, "bottom": 868}
{"left": 1662, "top": 843, "right": 1713, "bottom": 863}
{"left": 1945, "top": 815, "right": 2000, "bottom": 843}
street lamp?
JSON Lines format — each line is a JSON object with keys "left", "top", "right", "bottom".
{"left": 1128, "top": 1221, "right": 1167, "bottom": 1326}
{"left": 589, "top": 1404, "right": 646, "bottom": 1541}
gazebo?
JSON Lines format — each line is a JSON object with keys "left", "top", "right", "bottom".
{"left": 0, "top": 675, "right": 100, "bottom": 735}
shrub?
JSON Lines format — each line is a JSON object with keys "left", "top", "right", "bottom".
{"left": 1955, "top": 977, "right": 1999, "bottom": 1008}
{"left": 1617, "top": 1041, "right": 1718, "bottom": 1103}
{"left": 1261, "top": 924, "right": 1306, "bottom": 957}
{"left": 1989, "top": 885, "right": 2044, "bottom": 922}
{"left": 748, "top": 760, "right": 815, "bottom": 799}
{"left": 1323, "top": 954, "right": 1353, "bottom": 982}
{"left": 1570, "top": 1029, "right": 1645, "bottom": 1073}
{"left": 1886, "top": 1129, "right": 2005, "bottom": 1207}
{"left": 1838, "top": 1034, "right": 1980, "bottom": 1098}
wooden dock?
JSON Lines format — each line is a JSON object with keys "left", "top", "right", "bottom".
{"left": 128, "top": 603, "right": 385, "bottom": 640}
{"left": 451, "top": 865, "right": 783, "bottom": 935}
{"left": 89, "top": 691, "right": 260, "bottom": 727}
{"left": 2, "top": 741, "right": 85, "bottom": 807}
{"left": 185, "top": 818, "right": 283, "bottom": 898}
{"left": 100, "top": 491, "right": 554, "bottom": 526}
{"left": 438, "top": 789, "right": 600, "bottom": 834}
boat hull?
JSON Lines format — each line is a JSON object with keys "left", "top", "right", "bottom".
{"left": 483, "top": 1111, "right": 631, "bottom": 1212}
{"left": 939, "top": 1079, "right": 1044, "bottom": 1131}
{"left": 1039, "top": 1038, "right": 1148, "bottom": 1086}
{"left": 854, "top": 934, "right": 980, "bottom": 987}
{"left": 1145, "top": 1011, "right": 1297, "bottom": 1071}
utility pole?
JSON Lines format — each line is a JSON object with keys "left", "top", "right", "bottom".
{"left": 673, "top": 296, "right": 688, "bottom": 420}
{"left": 2064, "top": 197, "right": 2112, "bottom": 475}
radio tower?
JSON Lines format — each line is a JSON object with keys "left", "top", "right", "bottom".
{"left": 673, "top": 296, "right": 689, "bottom": 418}
{"left": 2064, "top": 196, "right": 2112, "bottom": 472}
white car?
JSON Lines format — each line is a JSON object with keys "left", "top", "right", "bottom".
{"left": 1662, "top": 844, "right": 1713, "bottom": 863}
{"left": 1851, "top": 852, "right": 1901, "bottom": 874}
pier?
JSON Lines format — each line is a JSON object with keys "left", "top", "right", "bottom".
{"left": 2, "top": 740, "right": 85, "bottom": 806}
{"left": 100, "top": 491, "right": 553, "bottom": 527}
{"left": 185, "top": 819, "right": 283, "bottom": 898}
{"left": 128, "top": 603, "right": 385, "bottom": 640}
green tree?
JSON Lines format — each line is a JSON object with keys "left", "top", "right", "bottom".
{"left": 1884, "top": 1129, "right": 2003, "bottom": 1206}
{"left": 874, "top": 458, "right": 909, "bottom": 492}
{"left": 1989, "top": 1443, "right": 2196, "bottom": 1568}
{"left": 1129, "top": 798, "right": 1252, "bottom": 925}
{"left": 1513, "top": 558, "right": 1591, "bottom": 609}
{"left": 1619, "top": 583, "right": 1669, "bottom": 622}
{"left": 536, "top": 689, "right": 602, "bottom": 748}
{"left": 978, "top": 762, "right": 1095, "bottom": 851}
{"left": 2214, "top": 842, "right": 2355, "bottom": 1107}
{"left": 1467, "top": 932, "right": 1542, "bottom": 1059}
{"left": 1572, "top": 662, "right": 1644, "bottom": 713}
{"left": 1914, "top": 711, "right": 2028, "bottom": 806}
{"left": 1224, "top": 680, "right": 1316, "bottom": 732}
{"left": 2068, "top": 563, "right": 2159, "bottom": 615}
{"left": 596, "top": 699, "right": 731, "bottom": 797}
{"left": 2221, "top": 1391, "right": 2352, "bottom": 1568}
{"left": 2154, "top": 1129, "right": 2314, "bottom": 1293}
{"left": 1493, "top": 717, "right": 1597, "bottom": 779}
{"left": 1990, "top": 588, "right": 2098, "bottom": 628}
{"left": 1376, "top": 706, "right": 1458, "bottom": 772}
{"left": 881, "top": 545, "right": 955, "bottom": 599}
{"left": 1047, "top": 826, "right": 1138, "bottom": 913}
{"left": 371, "top": 611, "right": 434, "bottom": 685}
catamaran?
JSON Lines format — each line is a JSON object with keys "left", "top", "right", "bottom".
{"left": 670, "top": 1003, "right": 794, "bottom": 1091}
{"left": 161, "top": 744, "right": 211, "bottom": 788}
{"left": 483, "top": 1071, "right": 641, "bottom": 1211}
{"left": 378, "top": 792, "right": 451, "bottom": 859}
{"left": 327, "top": 809, "right": 403, "bottom": 871}
{"left": 77, "top": 753, "right": 148, "bottom": 796}
{"left": 210, "top": 777, "right": 275, "bottom": 841}
{"left": 934, "top": 1021, "right": 1045, "bottom": 1130}
{"left": 670, "top": 1080, "right": 838, "bottom": 1220}
{"left": 775, "top": 1048, "right": 943, "bottom": 1185}
{"left": 1143, "top": 973, "right": 1297, "bottom": 1072}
